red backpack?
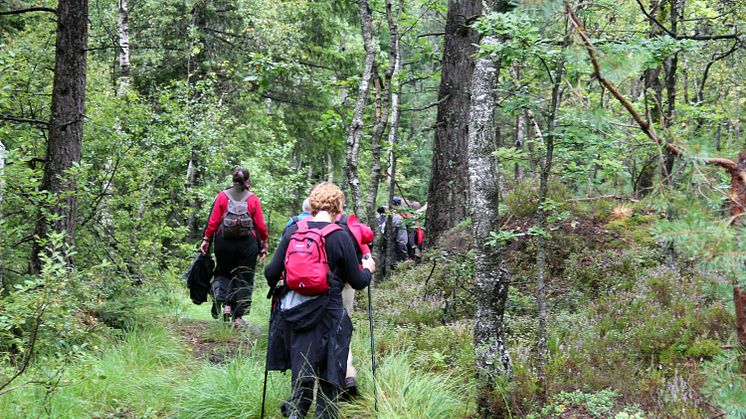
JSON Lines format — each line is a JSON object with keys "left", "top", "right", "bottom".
{"left": 284, "top": 220, "right": 342, "bottom": 296}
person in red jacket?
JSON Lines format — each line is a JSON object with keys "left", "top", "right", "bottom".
{"left": 200, "top": 167, "right": 269, "bottom": 326}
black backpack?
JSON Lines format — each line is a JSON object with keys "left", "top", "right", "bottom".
{"left": 220, "top": 191, "right": 255, "bottom": 238}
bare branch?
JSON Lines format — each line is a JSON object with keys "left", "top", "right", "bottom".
{"left": 0, "top": 114, "right": 49, "bottom": 127}
{"left": 0, "top": 7, "right": 56, "bottom": 17}
{"left": 634, "top": 0, "right": 740, "bottom": 41}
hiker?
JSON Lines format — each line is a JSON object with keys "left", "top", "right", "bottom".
{"left": 404, "top": 201, "right": 425, "bottom": 263}
{"left": 335, "top": 211, "right": 374, "bottom": 398}
{"left": 286, "top": 198, "right": 312, "bottom": 229}
{"left": 264, "top": 182, "right": 375, "bottom": 419}
{"left": 390, "top": 196, "right": 409, "bottom": 264}
{"left": 280, "top": 198, "right": 312, "bottom": 242}
{"left": 200, "top": 167, "right": 269, "bottom": 327}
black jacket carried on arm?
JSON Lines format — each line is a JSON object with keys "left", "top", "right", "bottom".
{"left": 264, "top": 220, "right": 372, "bottom": 388}
{"left": 185, "top": 252, "right": 215, "bottom": 304}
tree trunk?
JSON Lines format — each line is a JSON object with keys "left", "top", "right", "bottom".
{"left": 365, "top": 0, "right": 399, "bottom": 226}
{"left": 117, "top": 0, "right": 130, "bottom": 92}
{"left": 345, "top": 0, "right": 376, "bottom": 216}
{"left": 469, "top": 15, "right": 512, "bottom": 417}
{"left": 530, "top": 23, "right": 568, "bottom": 400}
{"left": 384, "top": 2, "right": 402, "bottom": 281}
{"left": 425, "top": 0, "right": 482, "bottom": 248}
{"left": 31, "top": 0, "right": 89, "bottom": 273}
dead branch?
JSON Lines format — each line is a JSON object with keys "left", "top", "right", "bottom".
{"left": 0, "top": 7, "right": 56, "bottom": 17}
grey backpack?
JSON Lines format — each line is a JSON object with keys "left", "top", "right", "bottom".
{"left": 220, "top": 192, "right": 255, "bottom": 238}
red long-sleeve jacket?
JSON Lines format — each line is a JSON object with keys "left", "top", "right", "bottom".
{"left": 203, "top": 191, "right": 268, "bottom": 242}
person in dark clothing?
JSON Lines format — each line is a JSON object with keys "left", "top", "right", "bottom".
{"left": 200, "top": 167, "right": 269, "bottom": 326}
{"left": 264, "top": 182, "right": 375, "bottom": 419}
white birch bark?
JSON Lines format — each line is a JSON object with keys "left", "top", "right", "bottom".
{"left": 468, "top": 33, "right": 512, "bottom": 415}
{"left": 344, "top": 0, "right": 376, "bottom": 215}
{"left": 117, "top": 0, "right": 130, "bottom": 93}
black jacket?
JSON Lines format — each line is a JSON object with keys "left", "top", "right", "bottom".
{"left": 185, "top": 252, "right": 215, "bottom": 304}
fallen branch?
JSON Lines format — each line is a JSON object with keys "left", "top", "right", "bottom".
{"left": 569, "top": 195, "right": 640, "bottom": 203}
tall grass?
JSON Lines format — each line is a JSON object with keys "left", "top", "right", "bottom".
{"left": 343, "top": 351, "right": 474, "bottom": 418}
{"left": 0, "top": 326, "right": 192, "bottom": 417}
{"left": 176, "top": 349, "right": 289, "bottom": 418}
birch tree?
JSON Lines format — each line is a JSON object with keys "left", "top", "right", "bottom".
{"left": 344, "top": 0, "right": 376, "bottom": 215}
{"left": 469, "top": 1, "right": 513, "bottom": 415}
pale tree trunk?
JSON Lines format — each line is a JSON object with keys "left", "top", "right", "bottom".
{"left": 345, "top": 0, "right": 376, "bottom": 215}
{"left": 512, "top": 65, "right": 526, "bottom": 181}
{"left": 384, "top": 2, "right": 402, "bottom": 281}
{"left": 425, "top": 0, "right": 482, "bottom": 248}
{"left": 469, "top": 3, "right": 513, "bottom": 413}
{"left": 184, "top": 2, "right": 208, "bottom": 239}
{"left": 365, "top": 71, "right": 386, "bottom": 226}
{"left": 326, "top": 152, "right": 334, "bottom": 183}
{"left": 117, "top": 0, "right": 130, "bottom": 93}
{"left": 365, "top": 0, "right": 399, "bottom": 227}
{"left": 31, "top": 0, "right": 89, "bottom": 273}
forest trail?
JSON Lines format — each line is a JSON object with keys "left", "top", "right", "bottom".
{"left": 172, "top": 319, "right": 261, "bottom": 364}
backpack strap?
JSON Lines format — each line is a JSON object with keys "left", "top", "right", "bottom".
{"left": 319, "top": 222, "right": 342, "bottom": 237}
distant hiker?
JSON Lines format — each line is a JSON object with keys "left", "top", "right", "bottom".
{"left": 335, "top": 211, "right": 374, "bottom": 398}
{"left": 280, "top": 198, "right": 312, "bottom": 242}
{"left": 390, "top": 196, "right": 409, "bottom": 265}
{"left": 264, "top": 182, "right": 375, "bottom": 419}
{"left": 200, "top": 167, "right": 269, "bottom": 327}
{"left": 404, "top": 201, "right": 425, "bottom": 263}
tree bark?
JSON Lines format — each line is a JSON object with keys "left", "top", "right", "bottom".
{"left": 117, "top": 0, "right": 130, "bottom": 92}
{"left": 425, "top": 0, "right": 482, "bottom": 248}
{"left": 365, "top": 0, "right": 399, "bottom": 226}
{"left": 469, "top": 2, "right": 513, "bottom": 413}
{"left": 345, "top": 0, "right": 376, "bottom": 216}
{"left": 31, "top": 0, "right": 89, "bottom": 273}
{"left": 384, "top": 1, "right": 402, "bottom": 281}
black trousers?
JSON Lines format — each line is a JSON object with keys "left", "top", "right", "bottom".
{"left": 213, "top": 234, "right": 259, "bottom": 318}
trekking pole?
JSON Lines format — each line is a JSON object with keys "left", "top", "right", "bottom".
{"left": 260, "top": 286, "right": 275, "bottom": 419}
{"left": 365, "top": 256, "right": 378, "bottom": 414}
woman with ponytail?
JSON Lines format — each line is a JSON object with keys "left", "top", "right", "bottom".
{"left": 200, "top": 167, "right": 269, "bottom": 326}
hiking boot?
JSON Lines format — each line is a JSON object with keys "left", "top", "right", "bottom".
{"left": 233, "top": 317, "right": 247, "bottom": 327}
{"left": 223, "top": 305, "right": 232, "bottom": 322}
{"left": 210, "top": 301, "right": 219, "bottom": 319}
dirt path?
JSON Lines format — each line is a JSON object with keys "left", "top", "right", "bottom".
{"left": 172, "top": 319, "right": 261, "bottom": 364}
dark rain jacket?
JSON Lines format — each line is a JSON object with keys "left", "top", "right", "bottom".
{"left": 185, "top": 252, "right": 215, "bottom": 304}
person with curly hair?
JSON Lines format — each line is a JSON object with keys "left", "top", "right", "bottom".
{"left": 265, "top": 182, "right": 376, "bottom": 419}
